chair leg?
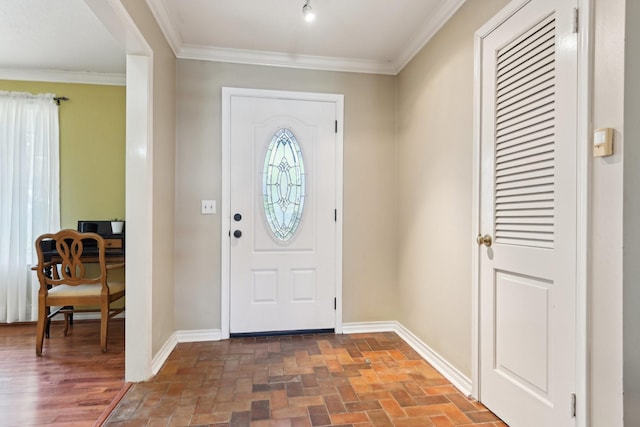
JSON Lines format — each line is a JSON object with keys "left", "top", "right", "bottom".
{"left": 45, "top": 317, "right": 51, "bottom": 339}
{"left": 63, "top": 313, "right": 70, "bottom": 336}
{"left": 100, "top": 302, "right": 109, "bottom": 353}
{"left": 36, "top": 304, "right": 49, "bottom": 356}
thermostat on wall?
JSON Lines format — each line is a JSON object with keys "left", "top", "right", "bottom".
{"left": 593, "top": 128, "right": 613, "bottom": 157}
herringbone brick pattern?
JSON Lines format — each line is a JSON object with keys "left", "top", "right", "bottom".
{"left": 105, "top": 332, "right": 507, "bottom": 426}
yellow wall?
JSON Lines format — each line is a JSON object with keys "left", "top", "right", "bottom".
{"left": 0, "top": 80, "right": 126, "bottom": 229}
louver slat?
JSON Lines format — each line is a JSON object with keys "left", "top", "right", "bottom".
{"left": 494, "top": 14, "right": 556, "bottom": 248}
{"left": 496, "top": 167, "right": 553, "bottom": 185}
{"left": 496, "top": 134, "right": 554, "bottom": 157}
{"left": 496, "top": 150, "right": 554, "bottom": 172}
{"left": 495, "top": 184, "right": 553, "bottom": 198}
{"left": 496, "top": 110, "right": 555, "bottom": 139}
{"left": 497, "top": 141, "right": 554, "bottom": 164}
{"left": 495, "top": 160, "right": 554, "bottom": 178}
{"left": 496, "top": 201, "right": 554, "bottom": 211}
{"left": 496, "top": 175, "right": 554, "bottom": 191}
{"left": 497, "top": 216, "right": 554, "bottom": 224}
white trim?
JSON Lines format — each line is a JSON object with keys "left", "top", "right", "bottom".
{"left": 575, "top": 0, "right": 593, "bottom": 425}
{"left": 69, "top": 312, "right": 125, "bottom": 321}
{"left": 175, "top": 329, "right": 223, "bottom": 343}
{"left": 151, "top": 329, "right": 223, "bottom": 375}
{"left": 144, "top": 0, "right": 181, "bottom": 56}
{"left": 342, "top": 321, "right": 398, "bottom": 334}
{"left": 151, "top": 332, "right": 177, "bottom": 375}
{"left": 221, "top": 89, "right": 231, "bottom": 340}
{"left": 179, "top": 45, "right": 397, "bottom": 76}
{"left": 221, "top": 87, "right": 344, "bottom": 339}
{"left": 393, "top": 0, "right": 467, "bottom": 72}
{"left": 394, "top": 323, "right": 472, "bottom": 396}
{"left": 342, "top": 321, "right": 472, "bottom": 396}
{"left": 470, "top": 13, "right": 483, "bottom": 403}
{"left": 124, "top": 53, "right": 154, "bottom": 383}
{"left": 0, "top": 68, "right": 125, "bottom": 86}
{"left": 334, "top": 99, "right": 344, "bottom": 334}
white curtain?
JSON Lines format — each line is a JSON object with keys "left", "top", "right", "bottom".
{"left": 0, "top": 91, "right": 60, "bottom": 322}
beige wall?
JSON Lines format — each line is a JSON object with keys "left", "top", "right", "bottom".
{"left": 396, "top": 0, "right": 509, "bottom": 378}
{"left": 0, "top": 80, "right": 125, "bottom": 228}
{"left": 624, "top": 0, "right": 640, "bottom": 424}
{"left": 121, "top": 0, "right": 177, "bottom": 358}
{"left": 591, "top": 0, "right": 625, "bottom": 424}
{"left": 174, "top": 60, "right": 397, "bottom": 330}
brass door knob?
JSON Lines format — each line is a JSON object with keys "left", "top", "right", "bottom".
{"left": 476, "top": 234, "right": 492, "bottom": 247}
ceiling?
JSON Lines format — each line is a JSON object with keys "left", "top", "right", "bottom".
{"left": 0, "top": 0, "right": 465, "bottom": 79}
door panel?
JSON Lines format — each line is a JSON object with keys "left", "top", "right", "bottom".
{"left": 478, "top": 0, "right": 577, "bottom": 425}
{"left": 229, "top": 94, "right": 337, "bottom": 334}
{"left": 495, "top": 271, "right": 552, "bottom": 400}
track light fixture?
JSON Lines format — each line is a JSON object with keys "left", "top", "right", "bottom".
{"left": 302, "top": 0, "right": 315, "bottom": 22}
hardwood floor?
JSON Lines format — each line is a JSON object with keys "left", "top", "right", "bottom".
{"left": 0, "top": 319, "right": 126, "bottom": 427}
{"left": 105, "top": 332, "right": 506, "bottom": 426}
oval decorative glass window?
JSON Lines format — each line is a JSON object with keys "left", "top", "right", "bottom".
{"left": 263, "top": 129, "right": 306, "bottom": 241}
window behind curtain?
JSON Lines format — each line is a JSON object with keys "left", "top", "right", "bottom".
{"left": 0, "top": 91, "right": 60, "bottom": 322}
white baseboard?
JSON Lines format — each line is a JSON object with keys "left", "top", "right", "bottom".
{"left": 66, "top": 312, "right": 125, "bottom": 321}
{"left": 342, "top": 321, "right": 472, "bottom": 396}
{"left": 152, "top": 333, "right": 178, "bottom": 375}
{"left": 175, "top": 329, "right": 223, "bottom": 343}
{"left": 393, "top": 323, "right": 472, "bottom": 396}
{"left": 151, "top": 329, "right": 222, "bottom": 375}
{"left": 342, "top": 321, "right": 398, "bottom": 334}
{"left": 148, "top": 323, "right": 471, "bottom": 397}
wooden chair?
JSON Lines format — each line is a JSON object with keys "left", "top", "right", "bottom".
{"left": 33, "top": 229, "right": 125, "bottom": 355}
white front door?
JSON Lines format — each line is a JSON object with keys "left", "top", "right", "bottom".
{"left": 476, "top": 0, "right": 577, "bottom": 425}
{"left": 226, "top": 89, "right": 340, "bottom": 335}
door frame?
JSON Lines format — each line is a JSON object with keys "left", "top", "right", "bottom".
{"left": 470, "top": 0, "right": 592, "bottom": 425}
{"left": 220, "top": 87, "right": 344, "bottom": 339}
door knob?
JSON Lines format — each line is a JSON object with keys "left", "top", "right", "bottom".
{"left": 233, "top": 230, "right": 242, "bottom": 238}
{"left": 476, "top": 234, "right": 492, "bottom": 247}
{"left": 234, "top": 213, "right": 242, "bottom": 222}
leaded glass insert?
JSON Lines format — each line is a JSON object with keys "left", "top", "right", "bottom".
{"left": 263, "top": 129, "right": 305, "bottom": 241}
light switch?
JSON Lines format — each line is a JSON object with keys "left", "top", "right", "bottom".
{"left": 201, "top": 200, "right": 216, "bottom": 214}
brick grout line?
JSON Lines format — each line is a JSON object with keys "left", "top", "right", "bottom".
{"left": 102, "top": 333, "right": 507, "bottom": 427}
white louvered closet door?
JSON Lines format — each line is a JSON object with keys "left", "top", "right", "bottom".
{"left": 477, "top": 0, "right": 577, "bottom": 426}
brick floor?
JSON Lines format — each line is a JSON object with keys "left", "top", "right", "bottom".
{"left": 104, "top": 332, "right": 507, "bottom": 426}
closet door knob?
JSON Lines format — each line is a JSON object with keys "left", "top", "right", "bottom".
{"left": 476, "top": 234, "right": 492, "bottom": 247}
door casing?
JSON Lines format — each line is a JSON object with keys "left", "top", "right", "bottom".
{"left": 221, "top": 87, "right": 344, "bottom": 339}
{"left": 471, "top": 0, "right": 592, "bottom": 425}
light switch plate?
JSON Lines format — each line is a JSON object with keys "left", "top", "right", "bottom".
{"left": 593, "top": 128, "right": 613, "bottom": 157}
{"left": 201, "top": 199, "right": 216, "bottom": 214}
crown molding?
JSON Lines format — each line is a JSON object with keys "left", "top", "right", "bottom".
{"left": 392, "top": 0, "right": 467, "bottom": 72}
{"left": 0, "top": 68, "right": 126, "bottom": 86}
{"left": 145, "top": 0, "right": 181, "bottom": 56}
{"left": 178, "top": 45, "right": 397, "bottom": 75}
{"left": 146, "top": 0, "right": 465, "bottom": 76}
